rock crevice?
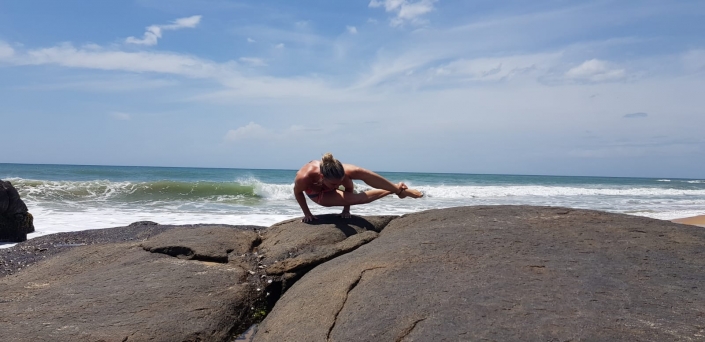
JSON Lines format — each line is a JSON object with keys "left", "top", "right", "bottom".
{"left": 327, "top": 266, "right": 387, "bottom": 341}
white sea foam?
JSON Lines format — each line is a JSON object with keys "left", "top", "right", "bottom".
{"left": 626, "top": 210, "right": 705, "bottom": 221}
{"left": 416, "top": 185, "right": 705, "bottom": 199}
{"left": 0, "top": 207, "right": 298, "bottom": 249}
{"left": 4, "top": 172, "right": 705, "bottom": 248}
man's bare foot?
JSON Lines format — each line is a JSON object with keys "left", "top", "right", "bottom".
{"left": 396, "top": 182, "right": 409, "bottom": 198}
{"left": 399, "top": 188, "right": 423, "bottom": 199}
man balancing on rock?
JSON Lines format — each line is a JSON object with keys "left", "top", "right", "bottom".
{"left": 294, "top": 153, "right": 423, "bottom": 222}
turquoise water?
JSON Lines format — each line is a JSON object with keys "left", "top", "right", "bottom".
{"left": 1, "top": 163, "right": 704, "bottom": 242}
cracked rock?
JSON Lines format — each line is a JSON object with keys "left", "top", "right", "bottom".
{"left": 253, "top": 206, "right": 705, "bottom": 342}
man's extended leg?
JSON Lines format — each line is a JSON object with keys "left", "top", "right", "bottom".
{"left": 346, "top": 165, "right": 423, "bottom": 198}
{"left": 318, "top": 189, "right": 392, "bottom": 207}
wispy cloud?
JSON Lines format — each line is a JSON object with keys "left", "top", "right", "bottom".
{"left": 125, "top": 15, "right": 202, "bottom": 46}
{"left": 0, "top": 41, "right": 14, "bottom": 58}
{"left": 431, "top": 52, "right": 562, "bottom": 83}
{"left": 17, "top": 43, "right": 220, "bottom": 77}
{"left": 565, "top": 59, "right": 626, "bottom": 82}
{"left": 369, "top": 0, "right": 437, "bottom": 27}
{"left": 224, "top": 122, "right": 269, "bottom": 141}
{"left": 346, "top": 26, "right": 358, "bottom": 34}
{"left": 1, "top": 42, "right": 353, "bottom": 101}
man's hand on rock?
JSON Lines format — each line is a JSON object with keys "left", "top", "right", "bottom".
{"left": 302, "top": 215, "right": 318, "bottom": 223}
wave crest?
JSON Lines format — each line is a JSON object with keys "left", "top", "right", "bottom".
{"left": 7, "top": 178, "right": 262, "bottom": 203}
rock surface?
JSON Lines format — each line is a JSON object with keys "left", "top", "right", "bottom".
{"left": 0, "top": 215, "right": 396, "bottom": 341}
{"left": 0, "top": 225, "right": 264, "bottom": 342}
{"left": 142, "top": 226, "right": 260, "bottom": 263}
{"left": 258, "top": 214, "right": 396, "bottom": 295}
{"left": 253, "top": 206, "right": 705, "bottom": 341}
{"left": 3, "top": 206, "right": 704, "bottom": 341}
{"left": 0, "top": 221, "right": 260, "bottom": 278}
{"left": 0, "top": 180, "right": 34, "bottom": 242}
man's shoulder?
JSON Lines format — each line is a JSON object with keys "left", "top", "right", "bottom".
{"left": 296, "top": 163, "right": 317, "bottom": 180}
{"left": 343, "top": 164, "right": 362, "bottom": 175}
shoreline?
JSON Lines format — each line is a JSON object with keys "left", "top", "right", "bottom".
{"left": 671, "top": 214, "right": 705, "bottom": 227}
{"left": 3, "top": 209, "right": 704, "bottom": 250}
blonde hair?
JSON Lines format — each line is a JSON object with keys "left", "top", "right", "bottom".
{"left": 320, "top": 153, "right": 345, "bottom": 180}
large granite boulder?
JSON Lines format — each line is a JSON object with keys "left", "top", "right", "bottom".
{"left": 253, "top": 206, "right": 705, "bottom": 341}
{"left": 0, "top": 225, "right": 264, "bottom": 341}
{"left": 257, "top": 214, "right": 396, "bottom": 296}
{"left": 0, "top": 180, "right": 34, "bottom": 242}
{"left": 0, "top": 215, "right": 398, "bottom": 341}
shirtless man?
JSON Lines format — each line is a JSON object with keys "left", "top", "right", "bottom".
{"left": 294, "top": 153, "right": 423, "bottom": 222}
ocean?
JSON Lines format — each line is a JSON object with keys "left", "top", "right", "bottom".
{"left": 1, "top": 163, "right": 704, "bottom": 247}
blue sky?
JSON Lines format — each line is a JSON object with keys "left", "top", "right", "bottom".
{"left": 1, "top": 0, "right": 704, "bottom": 177}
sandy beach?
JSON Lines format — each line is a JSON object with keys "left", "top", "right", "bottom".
{"left": 671, "top": 215, "right": 705, "bottom": 227}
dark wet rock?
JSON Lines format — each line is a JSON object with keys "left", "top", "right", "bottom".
{"left": 253, "top": 206, "right": 705, "bottom": 342}
{"left": 0, "top": 224, "right": 265, "bottom": 342}
{"left": 0, "top": 180, "right": 28, "bottom": 215}
{"left": 0, "top": 180, "right": 34, "bottom": 242}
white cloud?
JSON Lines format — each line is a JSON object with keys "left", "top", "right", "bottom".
{"left": 126, "top": 26, "right": 162, "bottom": 46}
{"left": 565, "top": 59, "right": 626, "bottom": 82}
{"left": 110, "top": 112, "right": 131, "bottom": 120}
{"left": 247, "top": 37, "right": 256, "bottom": 43}
{"left": 126, "top": 15, "right": 202, "bottom": 46}
{"left": 166, "top": 16, "right": 202, "bottom": 29}
{"left": 239, "top": 57, "right": 268, "bottom": 67}
{"left": 19, "top": 43, "right": 220, "bottom": 78}
{"left": 4, "top": 42, "right": 351, "bottom": 101}
{"left": 275, "top": 43, "right": 285, "bottom": 49}
{"left": 0, "top": 41, "right": 14, "bottom": 59}
{"left": 346, "top": 26, "right": 358, "bottom": 34}
{"left": 224, "top": 122, "right": 270, "bottom": 141}
{"left": 369, "top": 0, "right": 437, "bottom": 27}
